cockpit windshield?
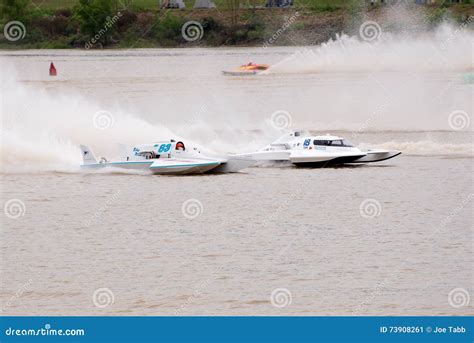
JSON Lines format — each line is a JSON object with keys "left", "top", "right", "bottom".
{"left": 313, "top": 139, "right": 354, "bottom": 147}
{"left": 341, "top": 140, "right": 354, "bottom": 147}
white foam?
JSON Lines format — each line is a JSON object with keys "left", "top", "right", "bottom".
{"left": 0, "top": 65, "right": 178, "bottom": 173}
{"left": 269, "top": 24, "right": 472, "bottom": 73}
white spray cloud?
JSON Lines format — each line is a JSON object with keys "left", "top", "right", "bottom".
{"left": 269, "top": 23, "right": 472, "bottom": 73}
{"left": 1, "top": 22, "right": 472, "bottom": 173}
{"left": 0, "top": 64, "right": 178, "bottom": 173}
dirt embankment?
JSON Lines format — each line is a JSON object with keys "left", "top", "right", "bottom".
{"left": 0, "top": 4, "right": 472, "bottom": 49}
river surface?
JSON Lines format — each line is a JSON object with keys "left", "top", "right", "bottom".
{"left": 0, "top": 46, "right": 472, "bottom": 315}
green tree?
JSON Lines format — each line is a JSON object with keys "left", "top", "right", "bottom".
{"left": 75, "top": 0, "right": 116, "bottom": 46}
{"left": 151, "top": 13, "right": 183, "bottom": 44}
{"left": 1, "top": 0, "right": 30, "bottom": 21}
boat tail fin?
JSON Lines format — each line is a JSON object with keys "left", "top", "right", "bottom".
{"left": 80, "top": 145, "right": 98, "bottom": 165}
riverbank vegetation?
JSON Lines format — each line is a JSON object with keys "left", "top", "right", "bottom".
{"left": 0, "top": 0, "right": 472, "bottom": 49}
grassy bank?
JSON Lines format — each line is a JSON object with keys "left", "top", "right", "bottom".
{"left": 0, "top": 0, "right": 472, "bottom": 49}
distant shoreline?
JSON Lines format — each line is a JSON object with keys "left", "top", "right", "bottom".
{"left": 0, "top": 2, "right": 472, "bottom": 49}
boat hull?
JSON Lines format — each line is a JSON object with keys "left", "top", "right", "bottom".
{"left": 238, "top": 151, "right": 291, "bottom": 161}
{"left": 350, "top": 150, "right": 401, "bottom": 163}
{"left": 149, "top": 161, "right": 220, "bottom": 175}
{"left": 289, "top": 150, "right": 366, "bottom": 166}
{"left": 81, "top": 161, "right": 153, "bottom": 171}
{"left": 81, "top": 160, "right": 221, "bottom": 175}
{"left": 292, "top": 155, "right": 367, "bottom": 167}
{"left": 222, "top": 70, "right": 258, "bottom": 76}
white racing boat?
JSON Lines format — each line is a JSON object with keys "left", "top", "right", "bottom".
{"left": 239, "top": 131, "right": 401, "bottom": 167}
{"left": 80, "top": 140, "right": 253, "bottom": 175}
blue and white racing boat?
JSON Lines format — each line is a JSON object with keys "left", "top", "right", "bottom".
{"left": 239, "top": 131, "right": 401, "bottom": 167}
{"left": 80, "top": 140, "right": 253, "bottom": 175}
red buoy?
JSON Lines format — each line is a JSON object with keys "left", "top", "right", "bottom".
{"left": 49, "top": 62, "right": 57, "bottom": 76}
